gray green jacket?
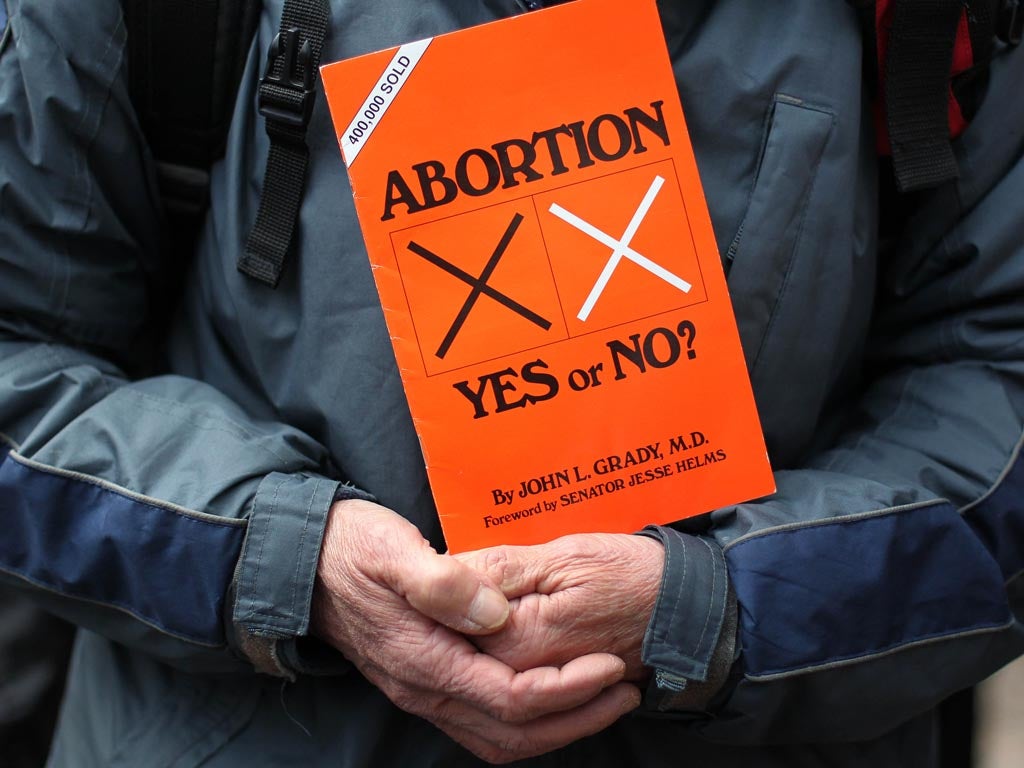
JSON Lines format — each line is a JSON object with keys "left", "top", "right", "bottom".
{"left": 1, "top": 0, "right": 1022, "bottom": 765}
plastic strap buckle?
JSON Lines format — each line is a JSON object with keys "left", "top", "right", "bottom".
{"left": 257, "top": 27, "right": 316, "bottom": 131}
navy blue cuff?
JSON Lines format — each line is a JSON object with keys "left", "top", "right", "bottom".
{"left": 639, "top": 526, "right": 730, "bottom": 690}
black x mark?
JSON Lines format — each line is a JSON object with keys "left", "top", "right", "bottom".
{"left": 407, "top": 213, "right": 553, "bottom": 360}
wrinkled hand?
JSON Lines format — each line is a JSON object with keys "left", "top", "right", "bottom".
{"left": 311, "top": 499, "right": 641, "bottom": 763}
{"left": 458, "top": 533, "right": 664, "bottom": 681}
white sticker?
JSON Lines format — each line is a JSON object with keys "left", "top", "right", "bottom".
{"left": 340, "top": 38, "right": 432, "bottom": 167}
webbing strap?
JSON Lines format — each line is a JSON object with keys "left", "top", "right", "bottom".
{"left": 238, "top": 0, "right": 329, "bottom": 287}
{"left": 122, "top": 0, "right": 259, "bottom": 217}
{"left": 884, "top": 0, "right": 964, "bottom": 192}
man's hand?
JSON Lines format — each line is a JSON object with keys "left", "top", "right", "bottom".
{"left": 311, "top": 499, "right": 641, "bottom": 763}
{"left": 458, "top": 533, "right": 664, "bottom": 681}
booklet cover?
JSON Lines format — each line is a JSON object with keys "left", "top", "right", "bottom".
{"left": 321, "top": 0, "right": 774, "bottom": 553}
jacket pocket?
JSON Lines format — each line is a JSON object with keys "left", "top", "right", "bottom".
{"left": 725, "top": 95, "right": 834, "bottom": 376}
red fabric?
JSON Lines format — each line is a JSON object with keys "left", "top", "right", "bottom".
{"left": 872, "top": 0, "right": 974, "bottom": 155}
{"left": 948, "top": 11, "right": 972, "bottom": 138}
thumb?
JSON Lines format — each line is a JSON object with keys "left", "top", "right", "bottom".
{"left": 390, "top": 548, "right": 511, "bottom": 635}
{"left": 455, "top": 544, "right": 545, "bottom": 599}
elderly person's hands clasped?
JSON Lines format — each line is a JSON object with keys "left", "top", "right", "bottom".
{"left": 312, "top": 499, "right": 663, "bottom": 764}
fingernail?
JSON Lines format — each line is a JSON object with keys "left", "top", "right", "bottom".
{"left": 468, "top": 585, "right": 509, "bottom": 629}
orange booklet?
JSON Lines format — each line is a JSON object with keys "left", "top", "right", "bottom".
{"left": 321, "top": 0, "right": 774, "bottom": 553}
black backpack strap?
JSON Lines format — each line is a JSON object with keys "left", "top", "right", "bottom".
{"left": 883, "top": 0, "right": 965, "bottom": 192}
{"left": 122, "top": 0, "right": 261, "bottom": 221}
{"left": 852, "top": 0, "right": 1020, "bottom": 195}
{"left": 238, "top": 0, "right": 329, "bottom": 288}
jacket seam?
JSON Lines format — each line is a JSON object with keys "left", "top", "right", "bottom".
{"left": 643, "top": 527, "right": 677, "bottom": 667}
{"left": 730, "top": 428, "right": 1024, "bottom": 552}
{"left": 122, "top": 389, "right": 309, "bottom": 471}
{"left": 244, "top": 475, "right": 284, "bottom": 624}
{"left": 819, "top": 370, "right": 917, "bottom": 475}
{"left": 0, "top": 562, "right": 226, "bottom": 647}
{"left": 55, "top": 15, "right": 126, "bottom": 326}
{"left": 690, "top": 536, "right": 717, "bottom": 659}
{"left": 240, "top": 622, "right": 292, "bottom": 636}
{"left": 723, "top": 498, "right": 947, "bottom": 552}
{"left": 243, "top": 616, "right": 305, "bottom": 630}
{"left": 959, "top": 429, "right": 1024, "bottom": 514}
{"left": 667, "top": 528, "right": 687, "bottom": 651}
{"left": 0, "top": 339, "right": 66, "bottom": 377}
{"left": 750, "top": 102, "right": 836, "bottom": 374}
{"left": 7, "top": 343, "right": 121, "bottom": 391}
{"left": 290, "top": 476, "right": 321, "bottom": 621}
{"left": 724, "top": 97, "right": 775, "bottom": 265}
{"left": 744, "top": 618, "right": 1014, "bottom": 681}
{"left": 8, "top": 452, "right": 246, "bottom": 528}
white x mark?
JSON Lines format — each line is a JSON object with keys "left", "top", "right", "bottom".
{"left": 549, "top": 175, "right": 692, "bottom": 322}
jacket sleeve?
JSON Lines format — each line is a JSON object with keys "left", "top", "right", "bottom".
{"left": 640, "top": 42, "right": 1024, "bottom": 740}
{"left": 0, "top": 0, "right": 362, "bottom": 678}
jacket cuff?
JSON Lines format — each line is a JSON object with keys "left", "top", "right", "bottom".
{"left": 638, "top": 525, "right": 736, "bottom": 713}
{"left": 231, "top": 472, "right": 372, "bottom": 678}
